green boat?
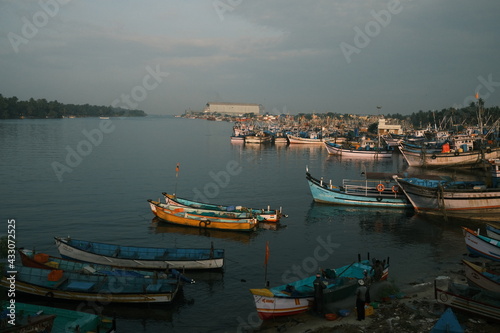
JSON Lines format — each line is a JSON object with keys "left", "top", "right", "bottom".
{"left": 1, "top": 302, "right": 116, "bottom": 332}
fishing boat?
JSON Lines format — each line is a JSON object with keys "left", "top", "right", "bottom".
{"left": 162, "top": 192, "right": 284, "bottom": 222}
{"left": 324, "top": 141, "right": 393, "bottom": 158}
{"left": 486, "top": 222, "right": 500, "bottom": 241}
{"left": 393, "top": 176, "right": 500, "bottom": 222}
{"left": 54, "top": 237, "right": 224, "bottom": 270}
{"left": 0, "top": 311, "right": 56, "bottom": 333}
{"left": 462, "top": 259, "right": 500, "bottom": 292}
{"left": 434, "top": 280, "right": 500, "bottom": 321}
{"left": 1, "top": 265, "right": 180, "bottom": 304}
{"left": 148, "top": 200, "right": 259, "bottom": 232}
{"left": 5, "top": 302, "right": 116, "bottom": 333}
{"left": 398, "top": 144, "right": 500, "bottom": 168}
{"left": 306, "top": 169, "right": 411, "bottom": 208}
{"left": 250, "top": 257, "right": 389, "bottom": 320}
{"left": 287, "top": 134, "right": 325, "bottom": 144}
{"left": 462, "top": 227, "right": 500, "bottom": 262}
{"left": 18, "top": 248, "right": 195, "bottom": 284}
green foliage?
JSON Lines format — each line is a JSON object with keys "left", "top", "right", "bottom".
{"left": 0, "top": 94, "right": 147, "bottom": 119}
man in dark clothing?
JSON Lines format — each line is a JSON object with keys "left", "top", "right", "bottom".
{"left": 313, "top": 273, "right": 326, "bottom": 314}
{"left": 356, "top": 279, "right": 367, "bottom": 321}
{"left": 362, "top": 270, "right": 372, "bottom": 303}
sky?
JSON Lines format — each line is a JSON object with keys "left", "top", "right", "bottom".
{"left": 1, "top": 0, "right": 500, "bottom": 116}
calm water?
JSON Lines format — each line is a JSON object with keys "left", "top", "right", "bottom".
{"left": 0, "top": 117, "right": 485, "bottom": 332}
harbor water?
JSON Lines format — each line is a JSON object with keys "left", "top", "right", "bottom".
{"left": 0, "top": 117, "right": 485, "bottom": 332}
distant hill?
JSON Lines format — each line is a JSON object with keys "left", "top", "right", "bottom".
{"left": 0, "top": 94, "right": 147, "bottom": 119}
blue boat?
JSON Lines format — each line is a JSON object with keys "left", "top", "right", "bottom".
{"left": 55, "top": 237, "right": 224, "bottom": 270}
{"left": 1, "top": 265, "right": 180, "bottom": 304}
{"left": 306, "top": 169, "right": 411, "bottom": 208}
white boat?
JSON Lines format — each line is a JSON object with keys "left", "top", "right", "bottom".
{"left": 287, "top": 134, "right": 325, "bottom": 144}
{"left": 393, "top": 176, "right": 500, "bottom": 222}
{"left": 462, "top": 227, "right": 500, "bottom": 262}
{"left": 462, "top": 259, "right": 500, "bottom": 292}
{"left": 324, "top": 141, "right": 393, "bottom": 158}
{"left": 398, "top": 144, "right": 500, "bottom": 168}
{"left": 486, "top": 222, "right": 500, "bottom": 241}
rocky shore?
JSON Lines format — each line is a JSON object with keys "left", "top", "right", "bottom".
{"left": 256, "top": 276, "right": 500, "bottom": 333}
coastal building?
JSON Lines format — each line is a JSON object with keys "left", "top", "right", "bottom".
{"left": 204, "top": 102, "right": 262, "bottom": 116}
{"left": 378, "top": 118, "right": 402, "bottom": 135}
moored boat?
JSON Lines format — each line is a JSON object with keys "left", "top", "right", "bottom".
{"left": 54, "top": 236, "right": 224, "bottom": 270}
{"left": 306, "top": 169, "right": 411, "bottom": 208}
{"left": 324, "top": 141, "right": 393, "bottom": 158}
{"left": 163, "top": 192, "right": 284, "bottom": 222}
{"left": 486, "top": 222, "right": 500, "bottom": 241}
{"left": 18, "top": 248, "right": 195, "bottom": 284}
{"left": 434, "top": 280, "right": 500, "bottom": 321}
{"left": 462, "top": 227, "right": 500, "bottom": 262}
{"left": 4, "top": 302, "right": 116, "bottom": 333}
{"left": 0, "top": 310, "right": 56, "bottom": 333}
{"left": 148, "top": 200, "right": 259, "bottom": 232}
{"left": 399, "top": 144, "right": 500, "bottom": 168}
{"left": 1, "top": 265, "right": 180, "bottom": 304}
{"left": 287, "top": 134, "right": 325, "bottom": 144}
{"left": 250, "top": 257, "right": 389, "bottom": 320}
{"left": 393, "top": 176, "right": 500, "bottom": 222}
{"left": 462, "top": 259, "right": 500, "bottom": 292}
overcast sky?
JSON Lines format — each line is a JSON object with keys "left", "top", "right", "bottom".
{"left": 1, "top": 0, "right": 499, "bottom": 116}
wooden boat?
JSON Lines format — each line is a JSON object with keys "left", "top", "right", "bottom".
{"left": 324, "top": 141, "right": 393, "bottom": 158}
{"left": 434, "top": 280, "right": 500, "bottom": 321}
{"left": 287, "top": 134, "right": 325, "bottom": 145}
{"left": 250, "top": 257, "right": 389, "bottom": 320}
{"left": 429, "top": 308, "right": 463, "bottom": 333}
{"left": 244, "top": 132, "right": 272, "bottom": 144}
{"left": 18, "top": 248, "right": 195, "bottom": 284}
{"left": 148, "top": 200, "right": 259, "bottom": 232}
{"left": 399, "top": 144, "right": 500, "bottom": 168}
{"left": 486, "top": 222, "right": 500, "bottom": 241}
{"left": 6, "top": 302, "right": 116, "bottom": 333}
{"left": 163, "top": 192, "right": 284, "bottom": 222}
{"left": 393, "top": 176, "right": 500, "bottom": 222}
{"left": 0, "top": 311, "right": 56, "bottom": 333}
{"left": 1, "top": 266, "right": 180, "bottom": 304}
{"left": 306, "top": 169, "right": 411, "bottom": 208}
{"left": 462, "top": 259, "right": 500, "bottom": 292}
{"left": 54, "top": 236, "right": 224, "bottom": 270}
{"left": 462, "top": 227, "right": 500, "bottom": 262}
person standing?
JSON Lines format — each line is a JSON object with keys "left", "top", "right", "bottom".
{"left": 356, "top": 279, "right": 367, "bottom": 321}
{"left": 313, "top": 273, "right": 326, "bottom": 314}
{"left": 363, "top": 270, "right": 372, "bottom": 304}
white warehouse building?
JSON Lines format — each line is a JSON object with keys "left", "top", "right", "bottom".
{"left": 204, "top": 102, "right": 262, "bottom": 115}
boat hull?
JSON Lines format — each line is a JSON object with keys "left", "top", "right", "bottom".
{"left": 399, "top": 146, "right": 500, "bottom": 168}
{"left": 463, "top": 228, "right": 500, "bottom": 262}
{"left": 435, "top": 282, "right": 500, "bottom": 321}
{"left": 324, "top": 142, "right": 393, "bottom": 158}
{"left": 287, "top": 135, "right": 324, "bottom": 144}
{"left": 306, "top": 172, "right": 410, "bottom": 208}
{"left": 54, "top": 237, "right": 224, "bottom": 270}
{"left": 486, "top": 222, "right": 500, "bottom": 241}
{"left": 149, "top": 201, "right": 258, "bottom": 232}
{"left": 163, "top": 193, "right": 282, "bottom": 222}
{"left": 462, "top": 259, "right": 500, "bottom": 292}
{"left": 394, "top": 177, "right": 500, "bottom": 221}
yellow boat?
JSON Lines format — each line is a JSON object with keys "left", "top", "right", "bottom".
{"left": 148, "top": 200, "right": 258, "bottom": 232}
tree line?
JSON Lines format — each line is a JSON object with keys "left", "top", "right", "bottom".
{"left": 0, "top": 94, "right": 147, "bottom": 119}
